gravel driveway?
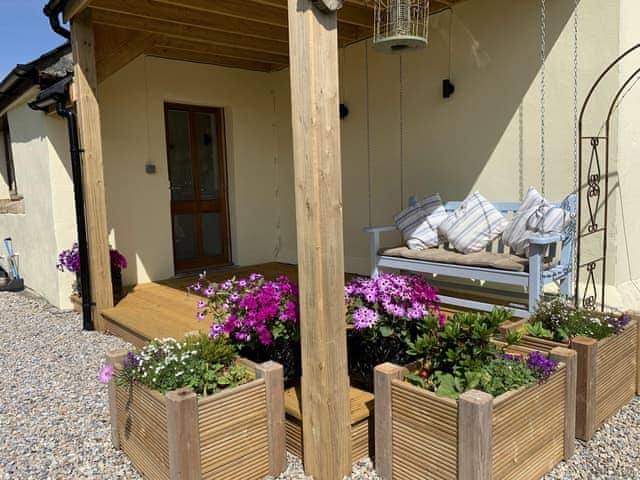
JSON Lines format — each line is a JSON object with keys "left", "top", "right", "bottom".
{"left": 0, "top": 291, "right": 638, "bottom": 479}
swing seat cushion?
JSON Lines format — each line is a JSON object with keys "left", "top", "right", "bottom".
{"left": 437, "top": 191, "right": 508, "bottom": 254}
{"left": 380, "top": 246, "right": 558, "bottom": 273}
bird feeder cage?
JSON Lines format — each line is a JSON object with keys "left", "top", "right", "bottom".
{"left": 373, "top": 0, "right": 430, "bottom": 54}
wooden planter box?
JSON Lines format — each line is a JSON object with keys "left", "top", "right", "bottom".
{"left": 284, "top": 385, "right": 374, "bottom": 463}
{"left": 500, "top": 315, "right": 639, "bottom": 441}
{"left": 106, "top": 351, "right": 286, "bottom": 480}
{"left": 374, "top": 347, "right": 577, "bottom": 480}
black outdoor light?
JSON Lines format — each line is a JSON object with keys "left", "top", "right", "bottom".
{"left": 339, "top": 103, "right": 349, "bottom": 119}
{"left": 443, "top": 79, "right": 456, "bottom": 98}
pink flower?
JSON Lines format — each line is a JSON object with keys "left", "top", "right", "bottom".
{"left": 197, "top": 300, "right": 206, "bottom": 309}
{"left": 99, "top": 365, "right": 114, "bottom": 384}
{"left": 197, "top": 311, "right": 206, "bottom": 321}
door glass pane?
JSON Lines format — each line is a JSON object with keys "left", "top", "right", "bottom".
{"left": 167, "top": 109, "right": 194, "bottom": 201}
{"left": 202, "top": 212, "right": 223, "bottom": 257}
{"left": 194, "top": 112, "right": 220, "bottom": 201}
{"left": 173, "top": 214, "right": 197, "bottom": 261}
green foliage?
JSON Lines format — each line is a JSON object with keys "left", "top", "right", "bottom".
{"left": 524, "top": 321, "right": 554, "bottom": 340}
{"left": 408, "top": 308, "right": 513, "bottom": 378}
{"left": 405, "top": 307, "right": 551, "bottom": 399}
{"left": 529, "top": 298, "right": 630, "bottom": 341}
{"left": 117, "top": 334, "right": 250, "bottom": 396}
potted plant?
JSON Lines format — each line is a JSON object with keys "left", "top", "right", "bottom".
{"left": 57, "top": 243, "right": 128, "bottom": 303}
{"left": 344, "top": 273, "right": 442, "bottom": 391}
{"left": 195, "top": 273, "right": 301, "bottom": 383}
{"left": 101, "top": 333, "right": 286, "bottom": 480}
{"left": 499, "top": 298, "right": 638, "bottom": 440}
{"left": 374, "top": 309, "right": 577, "bottom": 480}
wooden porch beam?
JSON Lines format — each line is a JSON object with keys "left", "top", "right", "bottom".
{"left": 63, "top": 0, "right": 92, "bottom": 22}
{"left": 70, "top": 9, "right": 114, "bottom": 330}
{"left": 154, "top": 37, "right": 289, "bottom": 66}
{"left": 257, "top": 0, "right": 373, "bottom": 27}
{"left": 147, "top": 46, "right": 281, "bottom": 72}
{"left": 91, "top": 9, "right": 290, "bottom": 56}
{"left": 287, "top": 0, "right": 351, "bottom": 479}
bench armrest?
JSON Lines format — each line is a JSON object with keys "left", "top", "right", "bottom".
{"left": 528, "top": 233, "right": 563, "bottom": 245}
{"left": 363, "top": 225, "right": 397, "bottom": 234}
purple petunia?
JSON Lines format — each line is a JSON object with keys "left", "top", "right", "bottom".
{"left": 352, "top": 307, "right": 380, "bottom": 330}
{"left": 199, "top": 273, "right": 300, "bottom": 347}
{"left": 527, "top": 351, "right": 557, "bottom": 379}
{"left": 99, "top": 365, "right": 115, "bottom": 384}
{"left": 57, "top": 243, "right": 127, "bottom": 273}
{"left": 344, "top": 273, "right": 441, "bottom": 334}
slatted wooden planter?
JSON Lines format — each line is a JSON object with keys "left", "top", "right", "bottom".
{"left": 105, "top": 351, "right": 286, "bottom": 480}
{"left": 284, "top": 385, "right": 374, "bottom": 463}
{"left": 500, "top": 315, "right": 639, "bottom": 441}
{"left": 374, "top": 347, "right": 577, "bottom": 480}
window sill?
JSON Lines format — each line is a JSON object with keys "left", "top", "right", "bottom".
{"left": 0, "top": 198, "right": 24, "bottom": 214}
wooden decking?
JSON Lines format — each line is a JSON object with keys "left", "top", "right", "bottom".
{"left": 101, "top": 262, "right": 355, "bottom": 347}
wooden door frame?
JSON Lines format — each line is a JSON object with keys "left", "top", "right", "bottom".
{"left": 164, "top": 102, "right": 232, "bottom": 273}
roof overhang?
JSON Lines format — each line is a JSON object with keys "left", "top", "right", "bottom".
{"left": 45, "top": 0, "right": 467, "bottom": 80}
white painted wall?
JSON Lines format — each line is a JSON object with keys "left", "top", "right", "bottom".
{"left": 0, "top": 91, "right": 77, "bottom": 308}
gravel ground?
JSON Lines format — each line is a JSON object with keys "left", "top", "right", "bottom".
{"left": 0, "top": 291, "right": 638, "bottom": 479}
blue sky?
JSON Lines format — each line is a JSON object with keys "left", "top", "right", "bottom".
{"left": 0, "top": 0, "right": 68, "bottom": 79}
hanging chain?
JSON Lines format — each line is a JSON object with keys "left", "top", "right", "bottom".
{"left": 571, "top": 0, "right": 579, "bottom": 298}
{"left": 365, "top": 42, "right": 373, "bottom": 227}
{"left": 540, "top": 0, "right": 547, "bottom": 197}
{"left": 572, "top": 0, "right": 579, "bottom": 194}
{"left": 399, "top": 55, "right": 405, "bottom": 209}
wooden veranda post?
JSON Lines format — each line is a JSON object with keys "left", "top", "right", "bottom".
{"left": 71, "top": 10, "right": 114, "bottom": 330}
{"left": 287, "top": 0, "right": 351, "bottom": 478}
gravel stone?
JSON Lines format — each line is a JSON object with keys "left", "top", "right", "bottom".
{"left": 0, "top": 291, "right": 638, "bottom": 479}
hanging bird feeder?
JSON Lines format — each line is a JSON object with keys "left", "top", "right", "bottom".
{"left": 373, "top": 0, "right": 430, "bottom": 54}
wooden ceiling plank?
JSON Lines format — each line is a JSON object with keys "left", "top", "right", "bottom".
{"left": 147, "top": 46, "right": 280, "bottom": 72}
{"left": 154, "top": 37, "right": 290, "bottom": 65}
{"left": 95, "top": 30, "right": 155, "bottom": 82}
{"left": 251, "top": 0, "right": 374, "bottom": 27}
{"left": 91, "top": 9, "right": 290, "bottom": 56}
{"left": 90, "top": 0, "right": 294, "bottom": 43}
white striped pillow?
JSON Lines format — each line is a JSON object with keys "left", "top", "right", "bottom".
{"left": 503, "top": 187, "right": 574, "bottom": 256}
{"left": 502, "top": 187, "right": 548, "bottom": 256}
{"left": 394, "top": 194, "right": 447, "bottom": 249}
{"left": 438, "top": 191, "right": 508, "bottom": 254}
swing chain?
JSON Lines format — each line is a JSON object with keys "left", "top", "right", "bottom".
{"left": 540, "top": 0, "right": 546, "bottom": 197}
{"left": 573, "top": 0, "right": 579, "bottom": 194}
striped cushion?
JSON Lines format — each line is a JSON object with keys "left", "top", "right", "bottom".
{"left": 503, "top": 187, "right": 574, "bottom": 256}
{"left": 438, "top": 191, "right": 508, "bottom": 254}
{"left": 502, "top": 187, "right": 548, "bottom": 256}
{"left": 394, "top": 194, "right": 447, "bottom": 249}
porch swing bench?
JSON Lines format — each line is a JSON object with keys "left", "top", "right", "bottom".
{"left": 365, "top": 197, "right": 576, "bottom": 318}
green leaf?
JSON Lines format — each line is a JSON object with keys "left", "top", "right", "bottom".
{"left": 405, "top": 373, "right": 425, "bottom": 389}
{"left": 379, "top": 325, "right": 394, "bottom": 337}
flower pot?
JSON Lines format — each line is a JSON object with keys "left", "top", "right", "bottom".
{"left": 106, "top": 352, "right": 286, "bottom": 480}
{"left": 239, "top": 338, "right": 301, "bottom": 386}
{"left": 501, "top": 315, "right": 639, "bottom": 441}
{"left": 347, "top": 332, "right": 417, "bottom": 392}
{"left": 374, "top": 347, "right": 577, "bottom": 480}
{"left": 75, "top": 267, "right": 125, "bottom": 305}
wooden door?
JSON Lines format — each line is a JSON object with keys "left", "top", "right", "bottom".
{"left": 165, "top": 103, "right": 231, "bottom": 272}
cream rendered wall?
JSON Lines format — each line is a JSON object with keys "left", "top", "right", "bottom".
{"left": 100, "top": 56, "right": 280, "bottom": 286}
{"left": 0, "top": 91, "right": 76, "bottom": 308}
{"left": 274, "top": 0, "right": 625, "bottom": 282}
{"left": 0, "top": 132, "right": 11, "bottom": 198}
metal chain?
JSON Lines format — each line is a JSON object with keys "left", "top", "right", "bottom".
{"left": 571, "top": 0, "right": 579, "bottom": 297}
{"left": 572, "top": 0, "right": 579, "bottom": 194}
{"left": 540, "top": 0, "right": 547, "bottom": 197}
{"left": 399, "top": 55, "right": 405, "bottom": 209}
